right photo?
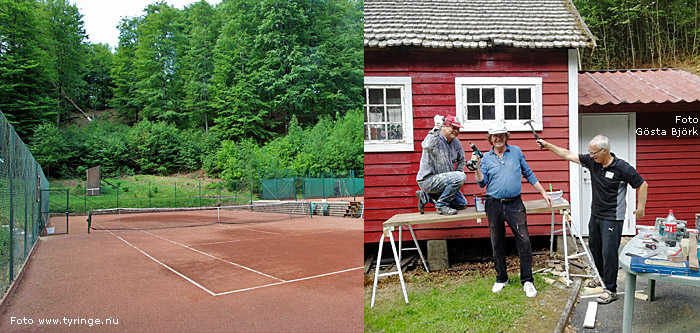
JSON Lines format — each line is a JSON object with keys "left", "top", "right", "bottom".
{"left": 363, "top": 1, "right": 700, "bottom": 332}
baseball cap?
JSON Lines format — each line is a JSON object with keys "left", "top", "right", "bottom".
{"left": 444, "top": 115, "right": 463, "bottom": 128}
{"left": 488, "top": 122, "right": 508, "bottom": 134}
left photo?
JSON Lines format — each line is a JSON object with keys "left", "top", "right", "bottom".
{"left": 0, "top": 0, "right": 364, "bottom": 331}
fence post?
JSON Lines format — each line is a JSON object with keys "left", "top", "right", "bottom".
{"left": 322, "top": 172, "right": 325, "bottom": 200}
{"left": 149, "top": 182, "right": 152, "bottom": 207}
{"left": 9, "top": 133, "right": 14, "bottom": 281}
{"left": 84, "top": 181, "right": 87, "bottom": 212}
{"left": 174, "top": 181, "right": 177, "bottom": 207}
{"left": 117, "top": 182, "right": 120, "bottom": 208}
{"left": 199, "top": 180, "right": 202, "bottom": 207}
{"left": 24, "top": 177, "right": 28, "bottom": 256}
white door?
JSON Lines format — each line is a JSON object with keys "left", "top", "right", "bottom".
{"left": 579, "top": 113, "right": 637, "bottom": 236}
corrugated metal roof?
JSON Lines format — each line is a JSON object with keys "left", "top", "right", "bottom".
{"left": 578, "top": 69, "right": 700, "bottom": 106}
{"left": 364, "top": 0, "right": 596, "bottom": 49}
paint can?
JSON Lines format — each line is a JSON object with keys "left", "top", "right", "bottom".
{"left": 474, "top": 194, "right": 486, "bottom": 212}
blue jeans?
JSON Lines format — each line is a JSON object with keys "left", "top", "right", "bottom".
{"left": 485, "top": 197, "right": 533, "bottom": 285}
{"left": 417, "top": 171, "right": 467, "bottom": 208}
{"left": 588, "top": 216, "right": 623, "bottom": 292}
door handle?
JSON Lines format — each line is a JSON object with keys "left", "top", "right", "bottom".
{"left": 582, "top": 169, "right": 591, "bottom": 183}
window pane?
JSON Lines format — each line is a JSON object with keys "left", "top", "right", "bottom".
{"left": 385, "top": 88, "right": 401, "bottom": 104}
{"left": 369, "top": 124, "right": 386, "bottom": 140}
{"left": 369, "top": 106, "right": 384, "bottom": 122}
{"left": 388, "top": 124, "right": 403, "bottom": 140}
{"left": 368, "top": 89, "right": 384, "bottom": 104}
{"left": 483, "top": 105, "right": 495, "bottom": 120}
{"left": 483, "top": 89, "right": 495, "bottom": 103}
{"left": 467, "top": 88, "right": 480, "bottom": 103}
{"left": 519, "top": 105, "right": 531, "bottom": 120}
{"left": 387, "top": 106, "right": 402, "bottom": 122}
{"left": 467, "top": 105, "right": 480, "bottom": 120}
{"left": 364, "top": 106, "right": 369, "bottom": 122}
{"left": 519, "top": 88, "right": 531, "bottom": 103}
{"left": 504, "top": 88, "right": 516, "bottom": 103}
{"left": 504, "top": 106, "right": 517, "bottom": 120}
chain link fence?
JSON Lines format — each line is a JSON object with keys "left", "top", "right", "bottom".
{"left": 0, "top": 111, "right": 49, "bottom": 297}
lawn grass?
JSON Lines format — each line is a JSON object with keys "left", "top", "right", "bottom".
{"left": 365, "top": 270, "right": 562, "bottom": 332}
{"left": 49, "top": 174, "right": 256, "bottom": 214}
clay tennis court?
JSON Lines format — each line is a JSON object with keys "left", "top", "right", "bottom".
{"left": 0, "top": 210, "right": 363, "bottom": 331}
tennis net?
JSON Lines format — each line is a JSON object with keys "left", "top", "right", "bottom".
{"left": 87, "top": 201, "right": 312, "bottom": 231}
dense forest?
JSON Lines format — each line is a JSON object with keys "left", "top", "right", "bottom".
{"left": 574, "top": 0, "right": 700, "bottom": 72}
{"left": 0, "top": 0, "right": 363, "bottom": 179}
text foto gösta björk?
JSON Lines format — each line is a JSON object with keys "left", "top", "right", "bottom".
{"left": 636, "top": 115, "right": 699, "bottom": 137}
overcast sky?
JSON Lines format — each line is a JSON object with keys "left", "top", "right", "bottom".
{"left": 72, "top": 0, "right": 222, "bottom": 49}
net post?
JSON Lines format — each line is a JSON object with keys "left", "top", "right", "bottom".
{"left": 65, "top": 189, "right": 69, "bottom": 234}
{"left": 87, "top": 210, "right": 92, "bottom": 234}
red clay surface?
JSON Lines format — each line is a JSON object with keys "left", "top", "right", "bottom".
{"left": 0, "top": 215, "right": 363, "bottom": 332}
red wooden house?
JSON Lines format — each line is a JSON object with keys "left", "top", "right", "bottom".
{"left": 578, "top": 69, "right": 700, "bottom": 233}
{"left": 364, "top": 0, "right": 596, "bottom": 242}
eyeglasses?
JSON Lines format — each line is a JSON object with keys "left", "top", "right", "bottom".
{"left": 588, "top": 148, "right": 604, "bottom": 156}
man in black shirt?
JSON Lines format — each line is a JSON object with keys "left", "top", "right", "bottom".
{"left": 537, "top": 135, "right": 648, "bottom": 304}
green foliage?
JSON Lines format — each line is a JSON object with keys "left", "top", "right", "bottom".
{"left": 28, "top": 120, "right": 220, "bottom": 179}
{"left": 43, "top": 0, "right": 89, "bottom": 126}
{"left": 574, "top": 0, "right": 700, "bottom": 69}
{"left": 0, "top": 0, "right": 56, "bottom": 139}
{"left": 9, "top": 0, "right": 362, "bottom": 180}
{"left": 207, "top": 109, "right": 363, "bottom": 180}
{"left": 80, "top": 43, "right": 114, "bottom": 110}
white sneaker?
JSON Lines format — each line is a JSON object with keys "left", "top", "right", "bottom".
{"left": 523, "top": 282, "right": 537, "bottom": 298}
{"left": 492, "top": 281, "right": 508, "bottom": 293}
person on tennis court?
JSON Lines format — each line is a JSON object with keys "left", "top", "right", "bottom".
{"left": 469, "top": 121, "right": 552, "bottom": 298}
{"left": 537, "top": 135, "right": 647, "bottom": 304}
{"left": 416, "top": 115, "right": 468, "bottom": 216}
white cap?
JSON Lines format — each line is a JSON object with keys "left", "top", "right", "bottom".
{"left": 488, "top": 122, "right": 508, "bottom": 134}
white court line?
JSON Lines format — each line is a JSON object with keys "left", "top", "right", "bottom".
{"left": 99, "top": 221, "right": 358, "bottom": 297}
{"left": 141, "top": 230, "right": 284, "bottom": 282}
{"left": 214, "top": 267, "right": 363, "bottom": 296}
{"left": 107, "top": 230, "right": 217, "bottom": 296}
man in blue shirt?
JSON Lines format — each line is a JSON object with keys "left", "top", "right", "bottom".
{"left": 470, "top": 122, "right": 552, "bottom": 298}
{"left": 416, "top": 115, "right": 468, "bottom": 215}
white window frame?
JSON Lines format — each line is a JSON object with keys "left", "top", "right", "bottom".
{"left": 455, "top": 77, "right": 543, "bottom": 132}
{"left": 364, "top": 76, "right": 414, "bottom": 152}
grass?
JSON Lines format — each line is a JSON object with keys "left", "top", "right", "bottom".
{"left": 365, "top": 266, "right": 570, "bottom": 332}
{"left": 49, "top": 174, "right": 256, "bottom": 214}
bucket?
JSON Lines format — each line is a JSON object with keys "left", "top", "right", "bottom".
{"left": 474, "top": 194, "right": 486, "bottom": 212}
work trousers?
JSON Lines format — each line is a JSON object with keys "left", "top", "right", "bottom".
{"left": 418, "top": 171, "right": 467, "bottom": 208}
{"left": 485, "top": 198, "right": 533, "bottom": 285}
{"left": 587, "top": 216, "right": 623, "bottom": 292}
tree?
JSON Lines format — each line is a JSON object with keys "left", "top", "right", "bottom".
{"left": 42, "top": 0, "right": 89, "bottom": 126}
{"left": 111, "top": 16, "right": 142, "bottom": 123}
{"left": 133, "top": 1, "right": 185, "bottom": 125}
{"left": 180, "top": 0, "right": 219, "bottom": 131}
{"left": 80, "top": 43, "right": 114, "bottom": 112}
{"left": 0, "top": 0, "right": 56, "bottom": 139}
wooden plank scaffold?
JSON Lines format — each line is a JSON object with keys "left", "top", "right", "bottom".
{"left": 370, "top": 198, "right": 595, "bottom": 307}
